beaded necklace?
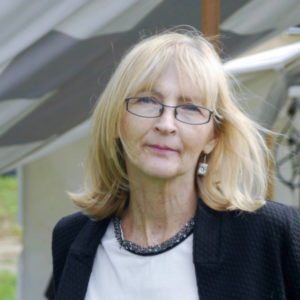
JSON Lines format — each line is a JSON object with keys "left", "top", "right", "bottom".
{"left": 113, "top": 216, "right": 195, "bottom": 256}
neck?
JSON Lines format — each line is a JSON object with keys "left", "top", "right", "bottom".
{"left": 121, "top": 173, "right": 197, "bottom": 247}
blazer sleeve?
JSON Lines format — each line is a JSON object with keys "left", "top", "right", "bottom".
{"left": 282, "top": 206, "right": 300, "bottom": 299}
{"left": 52, "top": 212, "right": 89, "bottom": 295}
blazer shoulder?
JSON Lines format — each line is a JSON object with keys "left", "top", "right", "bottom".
{"left": 52, "top": 211, "right": 90, "bottom": 293}
{"left": 53, "top": 211, "right": 90, "bottom": 236}
{"left": 243, "top": 200, "right": 300, "bottom": 246}
{"left": 224, "top": 200, "right": 300, "bottom": 239}
{"left": 52, "top": 211, "right": 90, "bottom": 255}
{"left": 257, "top": 200, "right": 300, "bottom": 228}
{"left": 259, "top": 201, "right": 300, "bottom": 297}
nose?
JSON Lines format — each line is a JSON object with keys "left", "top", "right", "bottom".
{"left": 154, "top": 106, "right": 177, "bottom": 134}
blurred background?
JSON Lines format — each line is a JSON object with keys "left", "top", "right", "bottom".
{"left": 0, "top": 0, "right": 299, "bottom": 299}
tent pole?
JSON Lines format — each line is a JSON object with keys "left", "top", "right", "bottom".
{"left": 201, "top": 0, "right": 220, "bottom": 51}
{"left": 201, "top": 0, "right": 274, "bottom": 200}
{"left": 265, "top": 134, "right": 274, "bottom": 200}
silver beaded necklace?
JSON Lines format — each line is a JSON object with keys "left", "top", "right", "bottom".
{"left": 113, "top": 216, "right": 195, "bottom": 256}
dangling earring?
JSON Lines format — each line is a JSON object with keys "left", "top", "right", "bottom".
{"left": 197, "top": 155, "right": 208, "bottom": 176}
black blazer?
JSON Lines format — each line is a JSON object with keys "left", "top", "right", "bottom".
{"left": 52, "top": 199, "right": 300, "bottom": 300}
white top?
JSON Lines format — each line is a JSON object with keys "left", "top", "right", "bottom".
{"left": 85, "top": 220, "right": 199, "bottom": 300}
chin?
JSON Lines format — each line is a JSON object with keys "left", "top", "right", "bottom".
{"left": 141, "top": 163, "right": 181, "bottom": 179}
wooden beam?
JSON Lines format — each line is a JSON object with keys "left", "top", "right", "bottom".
{"left": 201, "top": 0, "right": 220, "bottom": 51}
{"left": 265, "top": 134, "right": 274, "bottom": 200}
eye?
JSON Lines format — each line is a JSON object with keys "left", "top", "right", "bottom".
{"left": 181, "top": 104, "right": 200, "bottom": 112}
{"left": 136, "top": 97, "right": 157, "bottom": 104}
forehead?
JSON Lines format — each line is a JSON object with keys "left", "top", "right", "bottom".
{"left": 125, "top": 43, "right": 219, "bottom": 108}
{"left": 137, "top": 63, "right": 207, "bottom": 105}
{"left": 159, "top": 65, "right": 202, "bottom": 98}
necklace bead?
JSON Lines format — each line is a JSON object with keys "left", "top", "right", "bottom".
{"left": 113, "top": 216, "right": 195, "bottom": 256}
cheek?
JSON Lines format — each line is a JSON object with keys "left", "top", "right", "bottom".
{"left": 186, "top": 125, "right": 215, "bottom": 152}
{"left": 120, "top": 112, "right": 134, "bottom": 136}
{"left": 120, "top": 114, "right": 146, "bottom": 149}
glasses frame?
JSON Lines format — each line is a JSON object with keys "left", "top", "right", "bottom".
{"left": 125, "top": 97, "right": 214, "bottom": 125}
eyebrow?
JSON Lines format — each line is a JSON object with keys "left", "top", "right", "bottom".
{"left": 152, "top": 89, "right": 195, "bottom": 101}
{"left": 138, "top": 88, "right": 202, "bottom": 105}
{"left": 141, "top": 89, "right": 163, "bottom": 98}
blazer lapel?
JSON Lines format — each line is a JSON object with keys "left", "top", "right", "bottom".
{"left": 193, "top": 199, "right": 223, "bottom": 264}
{"left": 56, "top": 217, "right": 110, "bottom": 300}
{"left": 193, "top": 199, "right": 223, "bottom": 299}
{"left": 56, "top": 200, "right": 223, "bottom": 299}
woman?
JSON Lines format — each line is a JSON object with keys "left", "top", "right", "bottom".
{"left": 52, "top": 29, "right": 300, "bottom": 300}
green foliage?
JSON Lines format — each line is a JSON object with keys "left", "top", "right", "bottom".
{"left": 0, "top": 176, "right": 17, "bottom": 218}
{"left": 0, "top": 176, "right": 18, "bottom": 299}
{"left": 0, "top": 176, "right": 20, "bottom": 237}
{"left": 0, "top": 271, "right": 16, "bottom": 300}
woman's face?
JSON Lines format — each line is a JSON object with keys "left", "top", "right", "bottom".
{"left": 120, "top": 64, "right": 217, "bottom": 182}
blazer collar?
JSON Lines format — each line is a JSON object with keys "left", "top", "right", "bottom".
{"left": 56, "top": 199, "right": 224, "bottom": 299}
{"left": 193, "top": 199, "right": 223, "bottom": 265}
{"left": 56, "top": 217, "right": 111, "bottom": 300}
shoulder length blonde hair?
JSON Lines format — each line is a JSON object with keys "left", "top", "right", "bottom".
{"left": 70, "top": 28, "right": 269, "bottom": 219}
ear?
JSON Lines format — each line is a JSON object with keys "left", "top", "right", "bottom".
{"left": 203, "top": 135, "right": 218, "bottom": 155}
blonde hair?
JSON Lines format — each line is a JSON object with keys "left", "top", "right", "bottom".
{"left": 71, "top": 28, "right": 269, "bottom": 219}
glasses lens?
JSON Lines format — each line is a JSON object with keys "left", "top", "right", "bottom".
{"left": 176, "top": 104, "right": 210, "bottom": 124}
{"left": 127, "top": 97, "right": 161, "bottom": 117}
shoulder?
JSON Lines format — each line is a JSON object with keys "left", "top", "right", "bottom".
{"left": 52, "top": 211, "right": 91, "bottom": 259}
{"left": 225, "top": 200, "right": 300, "bottom": 240}
{"left": 51, "top": 211, "right": 91, "bottom": 292}
{"left": 258, "top": 201, "right": 300, "bottom": 296}
{"left": 259, "top": 199, "right": 298, "bottom": 216}
{"left": 52, "top": 211, "right": 92, "bottom": 251}
{"left": 53, "top": 211, "right": 90, "bottom": 237}
{"left": 252, "top": 200, "right": 300, "bottom": 229}
{"left": 52, "top": 211, "right": 90, "bottom": 249}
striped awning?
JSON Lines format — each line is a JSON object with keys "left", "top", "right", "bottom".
{"left": 1, "top": 0, "right": 300, "bottom": 173}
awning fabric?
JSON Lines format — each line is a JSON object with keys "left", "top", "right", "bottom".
{"left": 1, "top": 0, "right": 300, "bottom": 172}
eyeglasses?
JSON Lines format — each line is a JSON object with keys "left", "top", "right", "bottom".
{"left": 125, "top": 97, "right": 214, "bottom": 125}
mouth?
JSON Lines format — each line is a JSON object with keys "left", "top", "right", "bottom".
{"left": 147, "top": 144, "right": 178, "bottom": 153}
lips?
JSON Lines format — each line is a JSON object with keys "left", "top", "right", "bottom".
{"left": 147, "top": 144, "right": 178, "bottom": 152}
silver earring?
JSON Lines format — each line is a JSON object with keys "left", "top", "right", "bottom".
{"left": 197, "top": 155, "right": 208, "bottom": 176}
